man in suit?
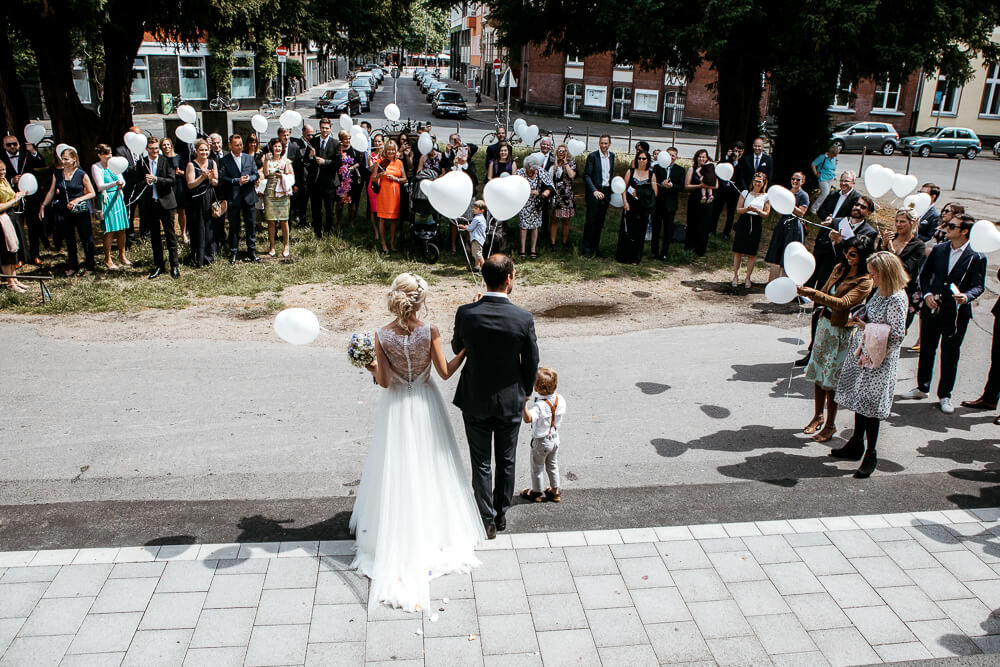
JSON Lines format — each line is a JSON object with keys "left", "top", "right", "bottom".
{"left": 219, "top": 134, "right": 260, "bottom": 263}
{"left": 285, "top": 125, "right": 314, "bottom": 227}
{"left": 529, "top": 137, "right": 555, "bottom": 172}
{"left": 138, "top": 137, "right": 179, "bottom": 279}
{"left": 650, "top": 147, "right": 686, "bottom": 260}
{"left": 712, "top": 141, "right": 743, "bottom": 238}
{"left": 309, "top": 118, "right": 342, "bottom": 238}
{"left": 916, "top": 182, "right": 941, "bottom": 242}
{"left": 734, "top": 137, "right": 773, "bottom": 191}
{"left": 901, "top": 214, "right": 987, "bottom": 414}
{"left": 441, "top": 132, "right": 479, "bottom": 175}
{"left": 484, "top": 125, "right": 508, "bottom": 164}
{"left": 961, "top": 264, "right": 1000, "bottom": 426}
{"left": 2, "top": 134, "right": 47, "bottom": 263}
{"left": 581, "top": 134, "right": 615, "bottom": 257}
{"left": 115, "top": 125, "right": 146, "bottom": 245}
{"left": 452, "top": 254, "right": 539, "bottom": 539}
{"left": 809, "top": 171, "right": 860, "bottom": 290}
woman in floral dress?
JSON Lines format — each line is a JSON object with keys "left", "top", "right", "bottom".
{"left": 515, "top": 156, "right": 554, "bottom": 258}
{"left": 548, "top": 144, "right": 576, "bottom": 250}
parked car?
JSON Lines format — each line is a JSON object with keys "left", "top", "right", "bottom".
{"left": 362, "top": 65, "right": 383, "bottom": 83}
{"left": 412, "top": 67, "right": 426, "bottom": 81}
{"left": 829, "top": 121, "right": 900, "bottom": 155}
{"left": 419, "top": 75, "right": 436, "bottom": 93}
{"left": 426, "top": 82, "right": 448, "bottom": 102}
{"left": 356, "top": 89, "right": 371, "bottom": 112}
{"left": 315, "top": 88, "right": 361, "bottom": 118}
{"left": 993, "top": 140, "right": 1000, "bottom": 158}
{"left": 432, "top": 90, "right": 468, "bottom": 118}
{"left": 351, "top": 76, "right": 375, "bottom": 99}
{"left": 355, "top": 71, "right": 377, "bottom": 91}
{"left": 900, "top": 127, "right": 981, "bottom": 159}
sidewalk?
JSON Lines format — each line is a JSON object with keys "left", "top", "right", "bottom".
{"left": 4, "top": 510, "right": 1000, "bottom": 666}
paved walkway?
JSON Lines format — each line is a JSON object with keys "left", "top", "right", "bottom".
{"left": 4, "top": 509, "right": 1000, "bottom": 666}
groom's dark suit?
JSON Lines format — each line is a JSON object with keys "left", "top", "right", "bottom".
{"left": 453, "top": 294, "right": 540, "bottom": 525}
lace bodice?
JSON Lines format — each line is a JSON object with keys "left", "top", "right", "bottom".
{"left": 378, "top": 324, "right": 432, "bottom": 388}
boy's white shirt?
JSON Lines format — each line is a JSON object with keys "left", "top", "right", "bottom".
{"left": 527, "top": 392, "right": 566, "bottom": 439}
{"left": 467, "top": 213, "right": 487, "bottom": 245}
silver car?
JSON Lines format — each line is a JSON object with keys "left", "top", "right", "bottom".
{"left": 830, "top": 121, "right": 900, "bottom": 155}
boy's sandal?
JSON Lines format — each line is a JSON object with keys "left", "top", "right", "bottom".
{"left": 545, "top": 487, "right": 561, "bottom": 503}
{"left": 519, "top": 488, "right": 543, "bottom": 502}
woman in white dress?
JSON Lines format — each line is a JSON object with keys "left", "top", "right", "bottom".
{"left": 352, "top": 273, "right": 486, "bottom": 612}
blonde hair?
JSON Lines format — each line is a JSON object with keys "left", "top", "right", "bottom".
{"left": 895, "top": 208, "right": 917, "bottom": 228}
{"left": 387, "top": 272, "right": 428, "bottom": 328}
{"left": 60, "top": 147, "right": 79, "bottom": 167}
{"left": 867, "top": 251, "right": 908, "bottom": 295}
{"left": 534, "top": 367, "right": 558, "bottom": 395}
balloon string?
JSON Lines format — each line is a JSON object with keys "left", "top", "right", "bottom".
{"left": 450, "top": 219, "right": 483, "bottom": 291}
{"left": 787, "top": 300, "right": 810, "bottom": 396}
{"left": 126, "top": 184, "right": 150, "bottom": 207}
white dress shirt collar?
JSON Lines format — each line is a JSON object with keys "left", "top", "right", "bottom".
{"left": 484, "top": 291, "right": 509, "bottom": 300}
{"left": 948, "top": 241, "right": 969, "bottom": 273}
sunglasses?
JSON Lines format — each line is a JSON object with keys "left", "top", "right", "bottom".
{"left": 845, "top": 251, "right": 860, "bottom": 258}
{"left": 941, "top": 208, "right": 952, "bottom": 214}
{"left": 854, "top": 204, "right": 869, "bottom": 211}
{"left": 636, "top": 156, "right": 648, "bottom": 160}
{"left": 3, "top": 142, "right": 17, "bottom": 148}
{"left": 943, "top": 222, "right": 960, "bottom": 230}
{"left": 790, "top": 177, "right": 803, "bottom": 181}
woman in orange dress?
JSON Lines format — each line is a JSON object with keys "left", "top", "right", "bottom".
{"left": 373, "top": 140, "right": 407, "bottom": 253}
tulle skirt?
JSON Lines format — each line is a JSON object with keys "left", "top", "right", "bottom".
{"left": 350, "top": 379, "right": 485, "bottom": 612}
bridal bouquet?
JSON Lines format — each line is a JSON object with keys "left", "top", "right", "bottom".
{"left": 348, "top": 332, "right": 375, "bottom": 368}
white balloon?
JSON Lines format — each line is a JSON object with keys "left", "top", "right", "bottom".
{"left": 656, "top": 151, "right": 672, "bottom": 169}
{"left": 863, "top": 164, "right": 894, "bottom": 198}
{"left": 902, "top": 192, "right": 932, "bottom": 218}
{"left": 610, "top": 192, "right": 624, "bottom": 208}
{"left": 107, "top": 156, "right": 129, "bottom": 175}
{"left": 783, "top": 242, "right": 816, "bottom": 286}
{"left": 55, "top": 144, "right": 74, "bottom": 159}
{"left": 519, "top": 124, "right": 539, "bottom": 146}
{"left": 251, "top": 114, "right": 268, "bottom": 134}
{"left": 891, "top": 173, "right": 918, "bottom": 198}
{"left": 350, "top": 131, "right": 368, "bottom": 152}
{"left": 279, "top": 110, "right": 303, "bottom": 129}
{"left": 765, "top": 277, "right": 798, "bottom": 304}
{"left": 567, "top": 139, "right": 586, "bottom": 156}
{"left": 418, "top": 133, "right": 434, "bottom": 155}
{"left": 383, "top": 103, "right": 400, "bottom": 121}
{"left": 421, "top": 170, "right": 473, "bottom": 219}
{"left": 339, "top": 114, "right": 353, "bottom": 131}
{"left": 23, "top": 124, "right": 45, "bottom": 145}
{"left": 483, "top": 174, "right": 531, "bottom": 221}
{"left": 17, "top": 172, "right": 37, "bottom": 196}
{"left": 611, "top": 176, "right": 627, "bottom": 194}
{"left": 175, "top": 123, "right": 197, "bottom": 145}
{"left": 177, "top": 104, "right": 197, "bottom": 124}
{"left": 124, "top": 131, "right": 147, "bottom": 154}
{"left": 715, "top": 162, "right": 734, "bottom": 181}
{"left": 969, "top": 220, "right": 1000, "bottom": 254}
{"left": 767, "top": 185, "right": 795, "bottom": 215}
{"left": 513, "top": 118, "right": 527, "bottom": 134}
{"left": 499, "top": 172, "right": 510, "bottom": 178}
{"left": 273, "top": 308, "right": 320, "bottom": 345}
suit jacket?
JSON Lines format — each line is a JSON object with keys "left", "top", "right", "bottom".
{"left": 452, "top": 296, "right": 540, "bottom": 418}
{"left": 583, "top": 150, "right": 616, "bottom": 196}
{"left": 735, "top": 152, "right": 773, "bottom": 191}
{"left": 440, "top": 143, "right": 479, "bottom": 183}
{"left": 917, "top": 205, "right": 941, "bottom": 242}
{"left": 919, "top": 241, "right": 987, "bottom": 319}
{"left": 309, "top": 135, "right": 342, "bottom": 190}
{"left": 993, "top": 267, "right": 1000, "bottom": 317}
{"left": 816, "top": 188, "right": 859, "bottom": 220}
{"left": 114, "top": 145, "right": 143, "bottom": 189}
{"left": 652, "top": 163, "right": 686, "bottom": 213}
{"left": 219, "top": 151, "right": 259, "bottom": 206}
{"left": 138, "top": 155, "right": 177, "bottom": 210}
{"left": 1, "top": 149, "right": 46, "bottom": 200}
{"left": 815, "top": 216, "right": 877, "bottom": 263}
{"left": 286, "top": 137, "right": 314, "bottom": 189}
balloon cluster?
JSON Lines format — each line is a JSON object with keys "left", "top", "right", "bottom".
{"left": 863, "top": 164, "right": 917, "bottom": 199}
{"left": 766, "top": 242, "right": 816, "bottom": 304}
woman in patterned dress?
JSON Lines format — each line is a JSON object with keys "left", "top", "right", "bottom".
{"left": 833, "top": 252, "right": 909, "bottom": 478}
{"left": 260, "top": 138, "right": 293, "bottom": 258}
{"left": 0, "top": 162, "right": 28, "bottom": 291}
{"left": 335, "top": 130, "right": 362, "bottom": 232}
{"left": 515, "top": 156, "right": 553, "bottom": 258}
{"left": 91, "top": 144, "right": 129, "bottom": 270}
{"left": 548, "top": 144, "right": 575, "bottom": 250}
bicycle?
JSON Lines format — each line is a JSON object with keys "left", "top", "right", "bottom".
{"left": 481, "top": 131, "right": 522, "bottom": 147}
{"left": 209, "top": 92, "right": 240, "bottom": 112}
{"left": 169, "top": 93, "right": 186, "bottom": 110}
{"left": 259, "top": 99, "right": 285, "bottom": 118}
{"left": 494, "top": 102, "right": 510, "bottom": 127}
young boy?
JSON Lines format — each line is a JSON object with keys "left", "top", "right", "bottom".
{"left": 459, "top": 200, "right": 488, "bottom": 270}
{"left": 520, "top": 367, "right": 567, "bottom": 503}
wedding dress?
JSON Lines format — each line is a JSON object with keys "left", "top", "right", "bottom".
{"left": 350, "top": 323, "right": 486, "bottom": 612}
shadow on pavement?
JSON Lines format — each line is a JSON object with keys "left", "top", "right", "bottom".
{"left": 887, "top": 402, "right": 996, "bottom": 434}
{"left": 730, "top": 361, "right": 811, "bottom": 399}
{"left": 234, "top": 512, "right": 354, "bottom": 542}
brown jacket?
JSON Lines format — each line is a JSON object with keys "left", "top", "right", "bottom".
{"left": 810, "top": 264, "right": 873, "bottom": 327}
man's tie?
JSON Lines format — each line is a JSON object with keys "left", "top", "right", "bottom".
{"left": 754, "top": 155, "right": 760, "bottom": 171}
{"left": 321, "top": 138, "right": 327, "bottom": 152}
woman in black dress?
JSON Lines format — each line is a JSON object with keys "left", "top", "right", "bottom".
{"left": 731, "top": 172, "right": 771, "bottom": 288}
{"left": 184, "top": 139, "right": 219, "bottom": 267}
{"left": 617, "top": 151, "right": 658, "bottom": 264}
{"left": 161, "top": 138, "right": 188, "bottom": 243}
{"left": 684, "top": 149, "right": 716, "bottom": 256}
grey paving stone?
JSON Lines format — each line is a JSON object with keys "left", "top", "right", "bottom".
{"left": 0, "top": 566, "right": 61, "bottom": 584}
{"left": 0, "top": 634, "right": 72, "bottom": 667}
{"left": 304, "top": 641, "right": 364, "bottom": 666}
{"left": 203, "top": 573, "right": 264, "bottom": 609}
{"left": 770, "top": 650, "right": 831, "bottom": 666}
{"left": 527, "top": 593, "right": 588, "bottom": 631}
{"left": 430, "top": 572, "right": 474, "bottom": 600}
{"left": 0, "top": 582, "right": 48, "bottom": 618}
{"left": 423, "top": 597, "right": 478, "bottom": 638}
{"left": 317, "top": 554, "right": 354, "bottom": 572}
{"left": 967, "top": 579, "right": 1000, "bottom": 608}
{"left": 629, "top": 587, "right": 691, "bottom": 624}
{"left": 865, "top": 527, "right": 911, "bottom": 542}
{"left": 255, "top": 588, "right": 315, "bottom": 626}
{"left": 907, "top": 566, "right": 975, "bottom": 601}
{"left": 934, "top": 550, "right": 999, "bottom": 582}
{"left": 616, "top": 556, "right": 674, "bottom": 589}
{"left": 873, "top": 641, "right": 934, "bottom": 662}
{"left": 849, "top": 555, "right": 913, "bottom": 588}
{"left": 122, "top": 628, "right": 192, "bottom": 666}
{"left": 244, "top": 623, "right": 310, "bottom": 666}
{"left": 881, "top": 539, "right": 940, "bottom": 570}
{"left": 67, "top": 612, "right": 142, "bottom": 654}
{"left": 645, "top": 621, "right": 713, "bottom": 663}
{"left": 727, "top": 580, "right": 790, "bottom": 616}
{"left": 687, "top": 599, "right": 753, "bottom": 639}
{"left": 182, "top": 646, "right": 247, "bottom": 666}
{"left": 536, "top": 628, "right": 600, "bottom": 667}
{"left": 482, "top": 652, "right": 542, "bottom": 666}
{"left": 474, "top": 579, "right": 529, "bottom": 615}
{"left": 937, "top": 597, "right": 1000, "bottom": 636}
{"left": 574, "top": 574, "right": 632, "bottom": 609}
{"left": 91, "top": 577, "right": 158, "bottom": 614}
{"left": 156, "top": 560, "right": 216, "bottom": 593}
{"left": 597, "top": 644, "right": 658, "bottom": 666}
{"left": 515, "top": 548, "right": 565, "bottom": 564}
{"left": 472, "top": 551, "right": 522, "bottom": 581}
{"left": 564, "top": 546, "right": 618, "bottom": 576}
{"left": 264, "top": 557, "right": 319, "bottom": 590}
{"left": 818, "top": 573, "right": 883, "bottom": 608}
{"left": 139, "top": 592, "right": 207, "bottom": 630}
{"left": 189, "top": 607, "right": 256, "bottom": 648}
{"left": 366, "top": 601, "right": 414, "bottom": 622}
{"left": 742, "top": 535, "right": 800, "bottom": 564}
{"left": 478, "top": 614, "right": 539, "bottom": 655}
{"left": 0, "top": 618, "right": 23, "bottom": 655}
{"left": 844, "top": 604, "right": 916, "bottom": 645}
{"left": 307, "top": 604, "right": 367, "bottom": 643}
{"left": 18, "top": 597, "right": 93, "bottom": 637}
{"left": 707, "top": 635, "right": 773, "bottom": 666}
{"left": 313, "top": 571, "right": 368, "bottom": 605}
{"left": 585, "top": 607, "right": 647, "bottom": 646}
{"left": 762, "top": 562, "right": 825, "bottom": 596}
{"left": 906, "top": 525, "right": 967, "bottom": 552}
{"left": 809, "top": 627, "right": 881, "bottom": 667}
{"left": 424, "top": 635, "right": 484, "bottom": 667}
{"left": 109, "top": 562, "right": 165, "bottom": 580}
{"left": 708, "top": 551, "right": 767, "bottom": 583}
{"left": 783, "top": 593, "right": 852, "bottom": 631}
{"left": 796, "top": 545, "right": 855, "bottom": 576}
{"left": 875, "top": 585, "right": 946, "bottom": 622}
{"left": 784, "top": 532, "right": 830, "bottom": 548}
{"left": 972, "top": 634, "right": 1000, "bottom": 653}
{"left": 825, "top": 530, "right": 884, "bottom": 558}
{"left": 907, "top": 618, "right": 983, "bottom": 657}
{"left": 963, "top": 537, "right": 1000, "bottom": 565}
{"left": 700, "top": 537, "right": 746, "bottom": 553}
{"left": 214, "top": 558, "right": 269, "bottom": 575}
{"left": 519, "top": 561, "right": 576, "bottom": 596}
{"left": 58, "top": 652, "right": 126, "bottom": 667}
{"left": 673, "top": 568, "right": 731, "bottom": 603}
{"left": 610, "top": 542, "right": 659, "bottom": 559}
{"left": 656, "top": 540, "right": 712, "bottom": 570}
{"left": 43, "top": 565, "right": 112, "bottom": 599}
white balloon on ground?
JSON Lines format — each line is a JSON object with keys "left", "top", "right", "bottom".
{"left": 176, "top": 104, "right": 197, "bottom": 124}
{"left": 251, "top": 114, "right": 268, "bottom": 134}
{"left": 417, "top": 133, "right": 434, "bottom": 155}
{"left": 339, "top": 114, "right": 353, "bottom": 131}
{"left": 610, "top": 192, "right": 624, "bottom": 208}
{"left": 519, "top": 125, "right": 540, "bottom": 146}
{"left": 421, "top": 170, "right": 473, "bottom": 219}
{"left": 765, "top": 277, "right": 798, "bottom": 304}
{"left": 17, "top": 173, "right": 38, "bottom": 195}
{"left": 483, "top": 174, "right": 531, "bottom": 221}
{"left": 611, "top": 176, "right": 627, "bottom": 194}
{"left": 567, "top": 139, "right": 586, "bottom": 156}
{"left": 783, "top": 242, "right": 816, "bottom": 286}
{"left": 273, "top": 308, "right": 320, "bottom": 345}
{"left": 891, "top": 173, "right": 919, "bottom": 198}
{"left": 969, "top": 220, "right": 1000, "bottom": 254}
{"left": 279, "top": 110, "right": 303, "bottom": 129}
{"left": 107, "top": 156, "right": 129, "bottom": 175}
{"left": 124, "top": 131, "right": 147, "bottom": 154}
{"left": 863, "top": 164, "right": 894, "bottom": 198}
{"left": 767, "top": 185, "right": 795, "bottom": 215}
{"left": 902, "top": 192, "right": 932, "bottom": 218}
{"left": 23, "top": 124, "right": 45, "bottom": 145}
{"left": 715, "top": 162, "right": 734, "bottom": 181}
{"left": 383, "top": 104, "right": 400, "bottom": 121}
{"left": 175, "top": 123, "right": 197, "bottom": 145}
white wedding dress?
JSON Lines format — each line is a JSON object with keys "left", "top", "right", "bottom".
{"left": 350, "top": 324, "right": 486, "bottom": 612}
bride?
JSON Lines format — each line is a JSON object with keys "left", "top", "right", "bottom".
{"left": 351, "top": 272, "right": 486, "bottom": 612}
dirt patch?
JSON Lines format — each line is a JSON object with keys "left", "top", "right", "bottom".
{"left": 537, "top": 303, "right": 617, "bottom": 318}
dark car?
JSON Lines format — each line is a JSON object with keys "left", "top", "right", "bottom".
{"left": 900, "top": 127, "right": 982, "bottom": 159}
{"left": 432, "top": 90, "right": 468, "bottom": 118}
{"left": 356, "top": 89, "right": 371, "bottom": 112}
{"left": 425, "top": 82, "right": 448, "bottom": 102}
{"left": 315, "top": 88, "right": 360, "bottom": 118}
{"left": 351, "top": 77, "right": 375, "bottom": 100}
{"left": 829, "top": 121, "right": 900, "bottom": 155}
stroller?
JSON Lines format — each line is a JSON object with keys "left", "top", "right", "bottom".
{"left": 408, "top": 167, "right": 445, "bottom": 263}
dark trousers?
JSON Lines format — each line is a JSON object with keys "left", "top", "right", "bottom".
{"left": 187, "top": 204, "right": 210, "bottom": 267}
{"left": 463, "top": 414, "right": 521, "bottom": 522}
{"left": 981, "top": 313, "right": 1000, "bottom": 404}
{"left": 209, "top": 210, "right": 226, "bottom": 260}
{"left": 144, "top": 203, "right": 178, "bottom": 268}
{"left": 685, "top": 201, "right": 712, "bottom": 256}
{"left": 23, "top": 198, "right": 46, "bottom": 259}
{"left": 711, "top": 182, "right": 739, "bottom": 236}
{"left": 61, "top": 210, "right": 95, "bottom": 271}
{"left": 311, "top": 186, "right": 336, "bottom": 237}
{"left": 292, "top": 184, "right": 309, "bottom": 226}
{"left": 227, "top": 201, "right": 257, "bottom": 255}
{"left": 123, "top": 181, "right": 141, "bottom": 242}
{"left": 917, "top": 306, "right": 972, "bottom": 399}
{"left": 582, "top": 187, "right": 611, "bottom": 255}
{"left": 650, "top": 203, "right": 676, "bottom": 259}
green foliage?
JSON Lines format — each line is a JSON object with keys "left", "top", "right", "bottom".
{"left": 284, "top": 57, "right": 305, "bottom": 82}
{"left": 207, "top": 37, "right": 237, "bottom": 95}
{"left": 401, "top": 1, "right": 449, "bottom": 54}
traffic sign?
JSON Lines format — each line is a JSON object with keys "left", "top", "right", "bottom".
{"left": 275, "top": 46, "right": 288, "bottom": 57}
{"left": 498, "top": 69, "right": 517, "bottom": 88}
{"left": 493, "top": 58, "right": 501, "bottom": 72}
{"left": 277, "top": 55, "right": 287, "bottom": 63}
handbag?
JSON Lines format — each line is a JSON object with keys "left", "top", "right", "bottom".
{"left": 211, "top": 196, "right": 228, "bottom": 219}
{"left": 60, "top": 172, "right": 92, "bottom": 216}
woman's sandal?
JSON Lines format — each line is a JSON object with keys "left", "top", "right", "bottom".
{"left": 803, "top": 416, "right": 825, "bottom": 435}
{"left": 530, "top": 252, "right": 537, "bottom": 259}
{"left": 545, "top": 487, "right": 561, "bottom": 503}
{"left": 520, "top": 252, "right": 526, "bottom": 259}
{"left": 812, "top": 425, "right": 837, "bottom": 442}
{"left": 519, "top": 488, "right": 543, "bottom": 503}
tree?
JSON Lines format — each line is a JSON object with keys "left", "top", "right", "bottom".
{"left": 401, "top": 1, "right": 449, "bottom": 55}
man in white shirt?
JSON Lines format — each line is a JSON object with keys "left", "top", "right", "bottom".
{"left": 581, "top": 135, "right": 615, "bottom": 257}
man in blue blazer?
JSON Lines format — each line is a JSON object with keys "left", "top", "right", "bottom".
{"left": 220, "top": 134, "right": 260, "bottom": 263}
{"left": 901, "top": 214, "right": 987, "bottom": 413}
{"left": 581, "top": 135, "right": 614, "bottom": 257}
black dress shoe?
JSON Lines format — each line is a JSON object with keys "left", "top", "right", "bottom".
{"left": 484, "top": 522, "right": 497, "bottom": 540}
{"left": 229, "top": 254, "right": 237, "bottom": 265}
{"left": 495, "top": 515, "right": 507, "bottom": 532}
{"left": 170, "top": 266, "right": 180, "bottom": 279}
{"left": 855, "top": 449, "right": 877, "bottom": 478}
{"left": 148, "top": 267, "right": 163, "bottom": 280}
{"left": 960, "top": 398, "right": 998, "bottom": 411}
{"left": 248, "top": 253, "right": 262, "bottom": 263}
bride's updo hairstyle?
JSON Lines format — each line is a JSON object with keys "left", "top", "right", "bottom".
{"left": 388, "top": 272, "right": 428, "bottom": 328}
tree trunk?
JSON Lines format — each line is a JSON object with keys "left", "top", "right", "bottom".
{"left": 0, "top": 29, "right": 31, "bottom": 139}
{"left": 713, "top": 57, "right": 763, "bottom": 159}
{"left": 770, "top": 77, "right": 836, "bottom": 186}
{"left": 100, "top": 14, "right": 144, "bottom": 140}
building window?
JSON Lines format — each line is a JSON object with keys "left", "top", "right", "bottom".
{"left": 633, "top": 89, "right": 658, "bottom": 113}
{"left": 584, "top": 85, "right": 607, "bottom": 108}
{"left": 873, "top": 80, "right": 900, "bottom": 112}
{"left": 72, "top": 60, "right": 91, "bottom": 104}
{"left": 611, "top": 86, "right": 631, "bottom": 121}
{"left": 564, "top": 83, "right": 582, "bottom": 117}
{"left": 830, "top": 73, "right": 853, "bottom": 110}
{"left": 231, "top": 53, "right": 256, "bottom": 99}
{"left": 566, "top": 54, "right": 583, "bottom": 66}
{"left": 980, "top": 63, "right": 1000, "bottom": 117}
{"left": 932, "top": 75, "right": 960, "bottom": 116}
{"left": 662, "top": 88, "right": 685, "bottom": 127}
{"left": 131, "top": 57, "right": 151, "bottom": 102}
{"left": 178, "top": 56, "right": 208, "bottom": 100}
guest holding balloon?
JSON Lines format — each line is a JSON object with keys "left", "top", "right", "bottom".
{"left": 336, "top": 130, "right": 363, "bottom": 231}
{"left": 875, "top": 209, "right": 925, "bottom": 332}
{"left": 367, "top": 133, "right": 385, "bottom": 245}
{"left": 516, "top": 155, "right": 554, "bottom": 259}
{"left": 2, "top": 132, "right": 47, "bottom": 265}
{"left": 261, "top": 138, "right": 294, "bottom": 258}
{"left": 184, "top": 139, "right": 219, "bottom": 268}
{"left": 731, "top": 172, "right": 770, "bottom": 288}
{"left": 416, "top": 136, "right": 443, "bottom": 177}
{"left": 796, "top": 236, "right": 874, "bottom": 443}
{"left": 617, "top": 151, "right": 657, "bottom": 265}
{"left": 0, "top": 161, "right": 28, "bottom": 291}
{"left": 161, "top": 138, "right": 188, "bottom": 243}
{"left": 90, "top": 144, "right": 130, "bottom": 270}
{"left": 40, "top": 147, "right": 96, "bottom": 276}
{"left": 712, "top": 142, "right": 742, "bottom": 238}
{"left": 548, "top": 144, "right": 576, "bottom": 251}
{"left": 373, "top": 140, "right": 407, "bottom": 254}
{"left": 765, "top": 172, "right": 810, "bottom": 282}
{"left": 487, "top": 143, "right": 516, "bottom": 181}
{"left": 684, "top": 149, "right": 716, "bottom": 256}
{"left": 651, "top": 147, "right": 685, "bottom": 261}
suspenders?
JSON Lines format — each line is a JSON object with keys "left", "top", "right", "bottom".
{"left": 542, "top": 396, "right": 559, "bottom": 437}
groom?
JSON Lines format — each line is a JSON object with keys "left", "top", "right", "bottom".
{"left": 453, "top": 254, "right": 540, "bottom": 539}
